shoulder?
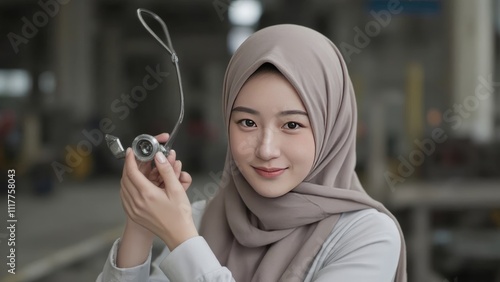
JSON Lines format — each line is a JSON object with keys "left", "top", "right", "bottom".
{"left": 321, "top": 208, "right": 401, "bottom": 267}
{"left": 306, "top": 209, "right": 402, "bottom": 281}
{"left": 335, "top": 208, "right": 401, "bottom": 241}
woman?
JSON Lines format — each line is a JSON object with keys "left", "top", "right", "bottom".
{"left": 97, "top": 24, "right": 407, "bottom": 282}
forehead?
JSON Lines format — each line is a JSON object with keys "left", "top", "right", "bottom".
{"left": 233, "top": 71, "right": 307, "bottom": 112}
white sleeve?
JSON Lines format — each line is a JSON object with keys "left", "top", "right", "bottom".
{"left": 156, "top": 200, "right": 234, "bottom": 281}
{"left": 158, "top": 236, "right": 235, "bottom": 281}
{"left": 96, "top": 238, "right": 170, "bottom": 282}
{"left": 310, "top": 209, "right": 401, "bottom": 282}
{"left": 96, "top": 200, "right": 234, "bottom": 282}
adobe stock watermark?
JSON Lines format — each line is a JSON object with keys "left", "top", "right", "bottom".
{"left": 281, "top": 235, "right": 326, "bottom": 282}
{"left": 213, "top": 0, "right": 230, "bottom": 22}
{"left": 51, "top": 64, "right": 170, "bottom": 182}
{"left": 188, "top": 157, "right": 242, "bottom": 211}
{"left": 188, "top": 170, "right": 225, "bottom": 209}
{"left": 385, "top": 74, "right": 500, "bottom": 191}
{"left": 339, "top": 0, "right": 405, "bottom": 63}
{"left": 187, "top": 136, "right": 259, "bottom": 211}
{"left": 7, "top": 0, "right": 71, "bottom": 54}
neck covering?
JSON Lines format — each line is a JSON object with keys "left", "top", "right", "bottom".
{"left": 199, "top": 24, "right": 407, "bottom": 282}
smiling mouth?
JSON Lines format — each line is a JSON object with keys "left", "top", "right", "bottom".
{"left": 253, "top": 167, "right": 287, "bottom": 178}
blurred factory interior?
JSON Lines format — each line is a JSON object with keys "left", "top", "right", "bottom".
{"left": 0, "top": 0, "right": 499, "bottom": 281}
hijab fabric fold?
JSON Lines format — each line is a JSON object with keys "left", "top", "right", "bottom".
{"left": 199, "top": 24, "right": 407, "bottom": 282}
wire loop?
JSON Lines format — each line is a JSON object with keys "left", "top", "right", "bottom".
{"left": 136, "top": 8, "right": 185, "bottom": 152}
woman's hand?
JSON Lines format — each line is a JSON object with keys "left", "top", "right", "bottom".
{"left": 120, "top": 134, "right": 197, "bottom": 251}
{"left": 136, "top": 133, "right": 192, "bottom": 190}
{"left": 117, "top": 133, "right": 192, "bottom": 267}
{"left": 121, "top": 133, "right": 190, "bottom": 238}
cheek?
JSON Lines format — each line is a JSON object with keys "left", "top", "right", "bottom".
{"left": 293, "top": 133, "right": 315, "bottom": 172}
{"left": 229, "top": 126, "right": 256, "bottom": 163}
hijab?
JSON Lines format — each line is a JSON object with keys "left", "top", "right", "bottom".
{"left": 199, "top": 24, "right": 407, "bottom": 282}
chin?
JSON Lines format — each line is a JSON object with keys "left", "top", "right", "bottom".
{"left": 239, "top": 168, "right": 291, "bottom": 198}
{"left": 256, "top": 190, "right": 282, "bottom": 198}
{"left": 250, "top": 182, "right": 289, "bottom": 198}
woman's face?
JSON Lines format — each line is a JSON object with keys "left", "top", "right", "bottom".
{"left": 229, "top": 70, "right": 315, "bottom": 198}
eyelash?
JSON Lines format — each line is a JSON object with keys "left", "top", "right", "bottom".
{"left": 236, "top": 119, "right": 303, "bottom": 130}
{"left": 238, "top": 119, "right": 256, "bottom": 128}
{"left": 283, "top": 122, "right": 302, "bottom": 130}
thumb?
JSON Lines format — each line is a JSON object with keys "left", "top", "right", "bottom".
{"left": 154, "top": 152, "right": 183, "bottom": 195}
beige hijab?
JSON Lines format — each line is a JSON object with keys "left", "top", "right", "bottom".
{"left": 199, "top": 24, "right": 406, "bottom": 282}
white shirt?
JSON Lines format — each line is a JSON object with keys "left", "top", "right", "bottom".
{"left": 96, "top": 201, "right": 401, "bottom": 281}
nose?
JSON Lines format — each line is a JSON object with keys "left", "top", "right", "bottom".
{"left": 255, "top": 128, "right": 280, "bottom": 160}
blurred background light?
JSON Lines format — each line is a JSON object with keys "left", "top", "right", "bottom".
{"left": 228, "top": 0, "right": 262, "bottom": 26}
{"left": 0, "top": 69, "right": 32, "bottom": 97}
{"left": 0, "top": 1, "right": 499, "bottom": 281}
{"left": 38, "top": 71, "right": 56, "bottom": 95}
{"left": 427, "top": 108, "right": 443, "bottom": 127}
{"left": 227, "top": 26, "right": 255, "bottom": 54}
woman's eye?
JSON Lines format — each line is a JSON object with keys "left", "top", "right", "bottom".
{"left": 284, "top": 122, "right": 301, "bottom": 130}
{"left": 238, "top": 119, "right": 256, "bottom": 127}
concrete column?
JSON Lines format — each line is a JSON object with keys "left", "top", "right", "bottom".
{"left": 411, "top": 207, "right": 432, "bottom": 282}
{"left": 366, "top": 97, "right": 388, "bottom": 200}
{"left": 203, "top": 61, "right": 227, "bottom": 169}
{"left": 450, "top": 0, "right": 495, "bottom": 143}
{"left": 204, "top": 62, "right": 225, "bottom": 131}
{"left": 54, "top": 0, "right": 96, "bottom": 122}
{"left": 497, "top": 0, "right": 500, "bottom": 140}
{"left": 101, "top": 24, "right": 122, "bottom": 118}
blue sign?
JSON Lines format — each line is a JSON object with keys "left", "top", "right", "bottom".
{"left": 368, "top": 0, "right": 442, "bottom": 15}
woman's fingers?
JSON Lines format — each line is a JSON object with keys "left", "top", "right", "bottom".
{"left": 174, "top": 160, "right": 182, "bottom": 179}
{"left": 153, "top": 152, "right": 186, "bottom": 199}
{"left": 137, "top": 160, "right": 153, "bottom": 176}
{"left": 136, "top": 132, "right": 182, "bottom": 183}
{"left": 120, "top": 175, "right": 141, "bottom": 222}
{"left": 121, "top": 171, "right": 140, "bottom": 201}
{"left": 154, "top": 133, "right": 170, "bottom": 143}
{"left": 120, "top": 147, "right": 197, "bottom": 246}
{"left": 179, "top": 171, "right": 192, "bottom": 191}
{"left": 147, "top": 168, "right": 161, "bottom": 186}
{"left": 165, "top": 150, "right": 182, "bottom": 179}
{"left": 123, "top": 144, "right": 187, "bottom": 193}
{"left": 173, "top": 158, "right": 191, "bottom": 191}
{"left": 167, "top": 149, "right": 176, "bottom": 166}
{"left": 123, "top": 148, "right": 153, "bottom": 195}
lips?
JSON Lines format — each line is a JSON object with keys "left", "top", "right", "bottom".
{"left": 253, "top": 166, "right": 287, "bottom": 178}
{"left": 254, "top": 167, "right": 285, "bottom": 172}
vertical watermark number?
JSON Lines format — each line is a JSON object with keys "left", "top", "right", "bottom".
{"left": 6, "top": 169, "right": 16, "bottom": 275}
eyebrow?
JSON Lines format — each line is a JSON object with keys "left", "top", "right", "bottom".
{"left": 231, "top": 106, "right": 308, "bottom": 116}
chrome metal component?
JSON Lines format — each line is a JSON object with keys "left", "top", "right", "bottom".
{"left": 131, "top": 134, "right": 168, "bottom": 162}
{"left": 105, "top": 134, "right": 126, "bottom": 159}
{"left": 105, "top": 9, "right": 184, "bottom": 163}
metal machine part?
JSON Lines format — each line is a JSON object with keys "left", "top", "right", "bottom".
{"left": 105, "top": 8, "right": 185, "bottom": 162}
